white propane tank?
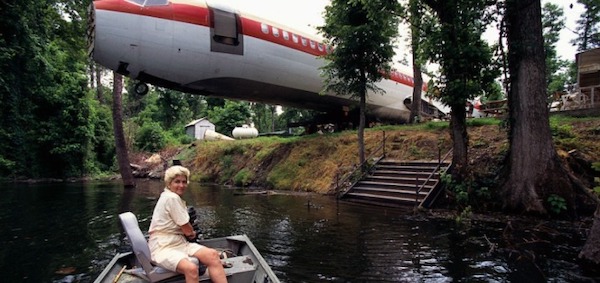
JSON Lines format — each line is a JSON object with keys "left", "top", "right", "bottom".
{"left": 232, "top": 125, "right": 259, "bottom": 139}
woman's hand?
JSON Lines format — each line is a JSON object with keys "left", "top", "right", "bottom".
{"left": 185, "top": 231, "right": 196, "bottom": 240}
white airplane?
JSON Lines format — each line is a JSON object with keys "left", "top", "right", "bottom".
{"left": 88, "top": 0, "right": 443, "bottom": 126}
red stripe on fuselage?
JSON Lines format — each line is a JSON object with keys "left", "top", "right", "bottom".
{"left": 93, "top": 0, "right": 424, "bottom": 90}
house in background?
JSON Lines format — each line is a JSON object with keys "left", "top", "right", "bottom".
{"left": 185, "top": 118, "right": 215, "bottom": 140}
{"left": 576, "top": 47, "right": 599, "bottom": 108}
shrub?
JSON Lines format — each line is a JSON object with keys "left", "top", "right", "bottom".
{"left": 234, "top": 168, "right": 254, "bottom": 187}
{"left": 135, "top": 122, "right": 166, "bottom": 152}
{"left": 547, "top": 194, "right": 567, "bottom": 215}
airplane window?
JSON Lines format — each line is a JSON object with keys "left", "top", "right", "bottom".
{"left": 126, "top": 0, "right": 144, "bottom": 5}
{"left": 283, "top": 31, "right": 289, "bottom": 40}
{"left": 301, "top": 38, "right": 307, "bottom": 46}
{"left": 272, "top": 27, "right": 280, "bottom": 37}
{"left": 310, "top": 40, "right": 316, "bottom": 49}
{"left": 261, "top": 23, "right": 269, "bottom": 34}
{"left": 292, "top": 34, "right": 299, "bottom": 43}
{"left": 143, "top": 0, "right": 168, "bottom": 6}
{"left": 318, "top": 43, "right": 324, "bottom": 51}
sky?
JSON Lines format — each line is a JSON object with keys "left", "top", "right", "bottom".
{"left": 218, "top": 0, "right": 585, "bottom": 63}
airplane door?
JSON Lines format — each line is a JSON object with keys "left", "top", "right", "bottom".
{"left": 209, "top": 5, "right": 243, "bottom": 55}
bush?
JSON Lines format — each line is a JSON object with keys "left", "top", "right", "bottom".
{"left": 135, "top": 122, "right": 166, "bottom": 152}
{"left": 234, "top": 168, "right": 254, "bottom": 187}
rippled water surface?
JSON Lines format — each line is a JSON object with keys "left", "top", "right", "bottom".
{"left": 0, "top": 180, "right": 595, "bottom": 282}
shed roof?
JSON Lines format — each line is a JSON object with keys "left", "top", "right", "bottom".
{"left": 185, "top": 118, "right": 211, "bottom": 128}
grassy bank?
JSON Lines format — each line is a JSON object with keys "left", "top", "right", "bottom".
{"left": 172, "top": 116, "right": 599, "bottom": 195}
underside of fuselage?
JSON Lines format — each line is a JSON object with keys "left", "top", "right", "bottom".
{"left": 136, "top": 70, "right": 410, "bottom": 124}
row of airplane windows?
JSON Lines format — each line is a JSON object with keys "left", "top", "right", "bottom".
{"left": 260, "top": 23, "right": 328, "bottom": 53}
{"left": 256, "top": 22, "right": 413, "bottom": 82}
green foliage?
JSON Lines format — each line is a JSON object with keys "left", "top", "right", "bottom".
{"left": 455, "top": 205, "right": 473, "bottom": 225}
{"left": 542, "top": 2, "right": 570, "bottom": 97}
{"left": 441, "top": 173, "right": 493, "bottom": 210}
{"left": 593, "top": 162, "right": 600, "bottom": 172}
{"left": 0, "top": 0, "right": 111, "bottom": 178}
{"left": 593, "top": 162, "right": 600, "bottom": 196}
{"left": 571, "top": 0, "right": 600, "bottom": 51}
{"left": 135, "top": 122, "right": 166, "bottom": 152}
{"left": 441, "top": 173, "right": 469, "bottom": 206}
{"left": 421, "top": 0, "right": 499, "bottom": 108}
{"left": 549, "top": 118, "right": 575, "bottom": 139}
{"left": 219, "top": 155, "right": 236, "bottom": 183}
{"left": 88, "top": 102, "right": 116, "bottom": 173}
{"left": 208, "top": 100, "right": 252, "bottom": 136}
{"left": 547, "top": 194, "right": 567, "bottom": 214}
{"left": 318, "top": 0, "right": 400, "bottom": 99}
{"left": 425, "top": 121, "right": 449, "bottom": 130}
{"left": 233, "top": 168, "right": 254, "bottom": 187}
{"left": 466, "top": 118, "right": 501, "bottom": 127}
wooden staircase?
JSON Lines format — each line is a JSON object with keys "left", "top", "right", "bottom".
{"left": 340, "top": 159, "right": 450, "bottom": 208}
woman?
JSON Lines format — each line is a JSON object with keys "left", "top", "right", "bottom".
{"left": 148, "top": 165, "right": 227, "bottom": 283}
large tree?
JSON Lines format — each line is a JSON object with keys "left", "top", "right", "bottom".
{"left": 318, "top": 0, "right": 400, "bottom": 169}
{"left": 406, "top": 0, "right": 426, "bottom": 124}
{"left": 571, "top": 0, "right": 600, "bottom": 51}
{"left": 421, "top": 0, "right": 497, "bottom": 179}
{"left": 542, "top": 3, "right": 569, "bottom": 97}
{"left": 112, "top": 73, "right": 135, "bottom": 187}
{"left": 501, "top": 0, "right": 575, "bottom": 213}
{"left": 0, "top": 0, "right": 105, "bottom": 178}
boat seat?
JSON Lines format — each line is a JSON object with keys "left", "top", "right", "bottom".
{"left": 119, "top": 212, "right": 200, "bottom": 282}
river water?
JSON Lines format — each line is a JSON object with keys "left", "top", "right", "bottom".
{"left": 0, "top": 180, "right": 597, "bottom": 283}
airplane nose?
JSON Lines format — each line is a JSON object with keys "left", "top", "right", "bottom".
{"left": 87, "top": 2, "right": 96, "bottom": 58}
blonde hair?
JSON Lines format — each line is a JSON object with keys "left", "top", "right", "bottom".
{"left": 164, "top": 165, "right": 190, "bottom": 186}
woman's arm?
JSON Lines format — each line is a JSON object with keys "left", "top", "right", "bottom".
{"left": 180, "top": 222, "right": 196, "bottom": 240}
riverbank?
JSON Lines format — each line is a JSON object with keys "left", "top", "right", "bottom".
{"left": 135, "top": 116, "right": 599, "bottom": 202}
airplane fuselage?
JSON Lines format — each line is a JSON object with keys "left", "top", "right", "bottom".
{"left": 89, "top": 0, "right": 425, "bottom": 123}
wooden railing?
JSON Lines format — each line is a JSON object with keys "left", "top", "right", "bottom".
{"left": 417, "top": 148, "right": 453, "bottom": 208}
{"left": 334, "top": 131, "right": 388, "bottom": 198}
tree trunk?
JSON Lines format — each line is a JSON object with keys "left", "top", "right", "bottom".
{"left": 358, "top": 89, "right": 366, "bottom": 172}
{"left": 449, "top": 104, "right": 468, "bottom": 179}
{"left": 408, "top": 0, "right": 423, "bottom": 124}
{"left": 112, "top": 72, "right": 135, "bottom": 188}
{"left": 502, "top": 0, "right": 574, "bottom": 213}
{"left": 580, "top": 206, "right": 600, "bottom": 265}
{"left": 89, "top": 61, "right": 95, "bottom": 93}
{"left": 96, "top": 64, "right": 104, "bottom": 104}
{"left": 410, "top": 59, "right": 423, "bottom": 123}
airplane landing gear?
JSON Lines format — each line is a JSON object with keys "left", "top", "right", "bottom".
{"left": 134, "top": 82, "right": 149, "bottom": 95}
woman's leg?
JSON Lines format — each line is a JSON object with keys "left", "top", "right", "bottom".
{"left": 176, "top": 258, "right": 200, "bottom": 283}
{"left": 193, "top": 247, "right": 227, "bottom": 283}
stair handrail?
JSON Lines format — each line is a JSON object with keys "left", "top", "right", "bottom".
{"left": 416, "top": 148, "right": 453, "bottom": 208}
{"left": 334, "top": 131, "right": 387, "bottom": 198}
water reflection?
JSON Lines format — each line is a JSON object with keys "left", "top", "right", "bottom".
{"left": 0, "top": 180, "right": 595, "bottom": 282}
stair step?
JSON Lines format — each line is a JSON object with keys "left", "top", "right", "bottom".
{"left": 365, "top": 175, "right": 439, "bottom": 184}
{"left": 351, "top": 186, "right": 430, "bottom": 195}
{"left": 373, "top": 169, "right": 441, "bottom": 175}
{"left": 376, "top": 165, "right": 447, "bottom": 172}
{"left": 346, "top": 192, "right": 424, "bottom": 203}
{"left": 341, "top": 159, "right": 449, "bottom": 208}
{"left": 355, "top": 181, "right": 435, "bottom": 190}
{"left": 379, "top": 160, "right": 449, "bottom": 166}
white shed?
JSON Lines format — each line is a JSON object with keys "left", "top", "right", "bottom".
{"left": 185, "top": 118, "right": 215, "bottom": 140}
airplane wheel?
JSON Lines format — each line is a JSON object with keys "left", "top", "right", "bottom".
{"left": 134, "top": 82, "right": 149, "bottom": 95}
